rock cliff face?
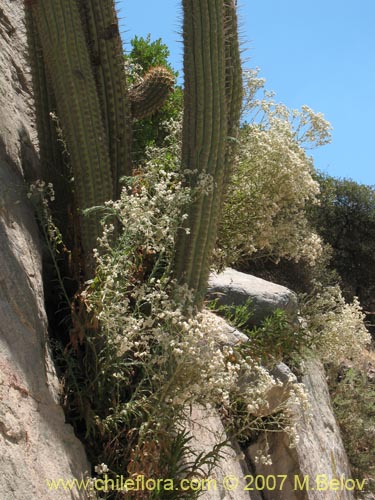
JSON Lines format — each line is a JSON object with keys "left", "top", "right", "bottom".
{"left": 247, "top": 358, "right": 355, "bottom": 500}
{"left": 0, "top": 2, "right": 89, "bottom": 499}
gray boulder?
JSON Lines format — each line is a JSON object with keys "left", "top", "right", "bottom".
{"left": 186, "top": 405, "right": 261, "bottom": 500}
{"left": 208, "top": 268, "right": 298, "bottom": 327}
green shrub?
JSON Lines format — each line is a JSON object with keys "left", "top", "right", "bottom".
{"left": 327, "top": 365, "right": 375, "bottom": 495}
{"left": 209, "top": 299, "right": 307, "bottom": 365}
{"left": 309, "top": 173, "right": 375, "bottom": 324}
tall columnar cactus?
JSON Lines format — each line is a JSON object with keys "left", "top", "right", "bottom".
{"left": 27, "top": 0, "right": 114, "bottom": 261}
{"left": 77, "top": 0, "right": 132, "bottom": 196}
{"left": 25, "top": 0, "right": 241, "bottom": 301}
{"left": 172, "top": 0, "right": 242, "bottom": 307}
{"left": 25, "top": 0, "right": 175, "bottom": 274}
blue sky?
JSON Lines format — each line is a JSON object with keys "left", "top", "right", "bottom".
{"left": 118, "top": 0, "right": 374, "bottom": 185}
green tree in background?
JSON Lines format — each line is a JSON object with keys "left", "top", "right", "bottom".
{"left": 310, "top": 174, "right": 375, "bottom": 312}
{"left": 129, "top": 34, "right": 174, "bottom": 73}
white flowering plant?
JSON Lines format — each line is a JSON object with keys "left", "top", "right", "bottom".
{"left": 53, "top": 154, "right": 311, "bottom": 498}
{"left": 299, "top": 283, "right": 371, "bottom": 366}
{"left": 217, "top": 69, "right": 331, "bottom": 268}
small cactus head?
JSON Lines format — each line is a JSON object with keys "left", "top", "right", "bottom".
{"left": 129, "top": 66, "right": 175, "bottom": 120}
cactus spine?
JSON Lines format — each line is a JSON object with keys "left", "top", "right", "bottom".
{"left": 173, "top": 0, "right": 242, "bottom": 307}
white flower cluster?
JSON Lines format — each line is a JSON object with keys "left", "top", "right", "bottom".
{"left": 27, "top": 179, "right": 55, "bottom": 203}
{"left": 220, "top": 121, "right": 324, "bottom": 266}
{"left": 300, "top": 284, "right": 371, "bottom": 365}
{"left": 218, "top": 68, "right": 332, "bottom": 268}
{"left": 94, "top": 463, "right": 109, "bottom": 475}
{"left": 27, "top": 180, "right": 65, "bottom": 250}
{"left": 253, "top": 449, "right": 272, "bottom": 466}
{"left": 242, "top": 68, "right": 332, "bottom": 149}
{"left": 124, "top": 58, "right": 144, "bottom": 86}
{"left": 83, "top": 162, "right": 309, "bottom": 462}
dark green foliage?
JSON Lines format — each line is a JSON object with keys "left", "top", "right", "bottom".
{"left": 327, "top": 365, "right": 375, "bottom": 492}
{"left": 309, "top": 173, "right": 375, "bottom": 311}
{"left": 129, "top": 35, "right": 175, "bottom": 75}
{"left": 210, "top": 299, "right": 307, "bottom": 364}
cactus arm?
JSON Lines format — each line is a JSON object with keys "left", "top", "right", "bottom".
{"left": 29, "top": 0, "right": 114, "bottom": 263}
{"left": 223, "top": 0, "right": 242, "bottom": 179}
{"left": 129, "top": 66, "right": 175, "bottom": 120}
{"left": 173, "top": 0, "right": 229, "bottom": 307}
{"left": 173, "top": 0, "right": 242, "bottom": 308}
{"left": 78, "top": 0, "right": 132, "bottom": 195}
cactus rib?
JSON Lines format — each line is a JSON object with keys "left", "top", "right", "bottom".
{"left": 79, "top": 0, "right": 132, "bottom": 196}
